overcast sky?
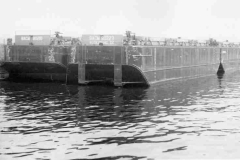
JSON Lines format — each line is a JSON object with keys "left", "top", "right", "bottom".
{"left": 1, "top": 0, "right": 240, "bottom": 42}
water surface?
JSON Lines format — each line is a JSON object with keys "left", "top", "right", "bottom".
{"left": 1, "top": 72, "right": 240, "bottom": 159}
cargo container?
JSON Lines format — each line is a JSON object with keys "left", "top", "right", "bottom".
{"left": 15, "top": 35, "right": 51, "bottom": 46}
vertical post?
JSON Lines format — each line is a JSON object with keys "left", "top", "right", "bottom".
{"left": 13, "top": 45, "right": 15, "bottom": 61}
{"left": 78, "top": 45, "right": 86, "bottom": 84}
{"left": 5, "top": 45, "right": 10, "bottom": 61}
{"left": 125, "top": 46, "right": 128, "bottom": 65}
{"left": 114, "top": 46, "right": 123, "bottom": 87}
{"left": 142, "top": 47, "right": 145, "bottom": 70}
{"left": 180, "top": 47, "right": 183, "bottom": 78}
{"left": 154, "top": 47, "right": 157, "bottom": 81}
{"left": 3, "top": 45, "right": 6, "bottom": 61}
{"left": 220, "top": 48, "right": 222, "bottom": 63}
{"left": 17, "top": 45, "right": 19, "bottom": 61}
{"left": 163, "top": 47, "right": 167, "bottom": 80}
{"left": 217, "top": 48, "right": 225, "bottom": 75}
{"left": 154, "top": 47, "right": 157, "bottom": 70}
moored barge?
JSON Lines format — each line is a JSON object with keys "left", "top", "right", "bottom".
{"left": 0, "top": 31, "right": 240, "bottom": 87}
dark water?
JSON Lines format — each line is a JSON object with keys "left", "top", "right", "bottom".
{"left": 1, "top": 72, "right": 240, "bottom": 160}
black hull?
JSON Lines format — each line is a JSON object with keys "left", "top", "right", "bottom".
{"left": 1, "top": 62, "right": 148, "bottom": 86}
{"left": 1, "top": 62, "right": 66, "bottom": 82}
{"left": 67, "top": 63, "right": 148, "bottom": 86}
{"left": 0, "top": 61, "right": 233, "bottom": 87}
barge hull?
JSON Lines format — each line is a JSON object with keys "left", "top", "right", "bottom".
{"left": 1, "top": 61, "right": 67, "bottom": 82}
{"left": 1, "top": 45, "right": 240, "bottom": 86}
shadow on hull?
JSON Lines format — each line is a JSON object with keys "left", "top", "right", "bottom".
{"left": 1, "top": 62, "right": 148, "bottom": 87}
{"left": 1, "top": 60, "right": 239, "bottom": 87}
{"left": 67, "top": 63, "right": 148, "bottom": 86}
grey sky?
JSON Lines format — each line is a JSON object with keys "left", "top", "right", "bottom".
{"left": 1, "top": 0, "right": 240, "bottom": 42}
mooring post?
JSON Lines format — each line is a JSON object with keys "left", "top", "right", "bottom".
{"left": 217, "top": 48, "right": 225, "bottom": 75}
{"left": 114, "top": 46, "right": 123, "bottom": 87}
{"left": 220, "top": 48, "right": 222, "bottom": 63}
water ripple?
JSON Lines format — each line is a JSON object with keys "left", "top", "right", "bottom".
{"left": 1, "top": 73, "right": 240, "bottom": 159}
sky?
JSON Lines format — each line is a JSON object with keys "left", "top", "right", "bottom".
{"left": 1, "top": 0, "right": 240, "bottom": 43}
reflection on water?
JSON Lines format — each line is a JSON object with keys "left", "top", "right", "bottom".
{"left": 1, "top": 72, "right": 240, "bottom": 159}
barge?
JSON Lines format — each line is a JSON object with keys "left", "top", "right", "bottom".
{"left": 0, "top": 31, "right": 240, "bottom": 87}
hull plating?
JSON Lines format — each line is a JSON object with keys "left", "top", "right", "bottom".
{"left": 1, "top": 45, "right": 240, "bottom": 86}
